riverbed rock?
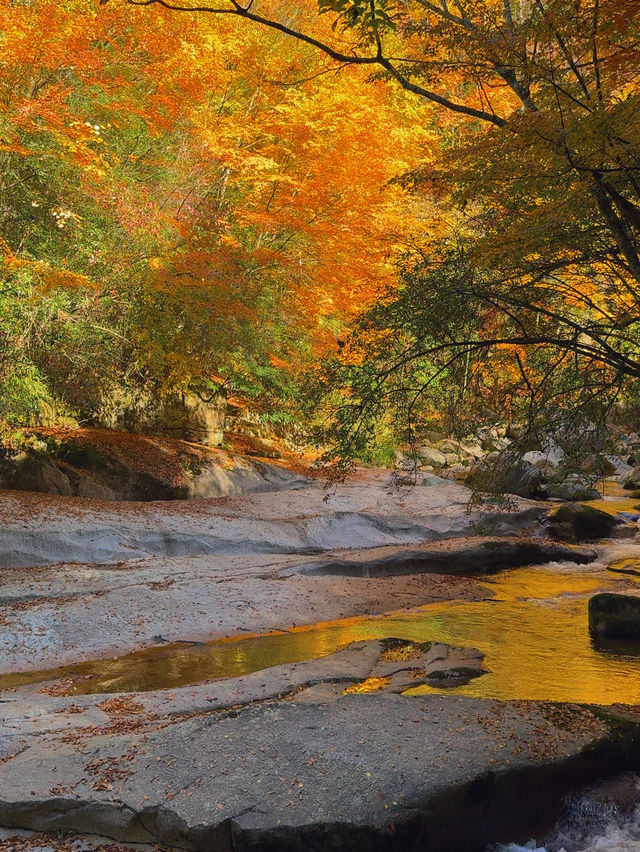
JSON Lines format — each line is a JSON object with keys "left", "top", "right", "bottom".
{"left": 0, "top": 472, "right": 548, "bottom": 671}
{"left": 0, "top": 686, "right": 635, "bottom": 852}
{"left": 589, "top": 592, "right": 640, "bottom": 638}
{"left": 522, "top": 449, "right": 560, "bottom": 471}
{"left": 504, "top": 460, "right": 549, "bottom": 499}
{"left": 623, "top": 465, "right": 640, "bottom": 491}
{"left": 2, "top": 535, "right": 567, "bottom": 674}
{"left": 0, "top": 428, "right": 309, "bottom": 502}
{"left": 550, "top": 503, "right": 617, "bottom": 542}
{"left": 0, "top": 471, "right": 544, "bottom": 571}
{"left": 297, "top": 639, "right": 487, "bottom": 697}
{"left": 546, "top": 474, "right": 600, "bottom": 502}
{"left": 293, "top": 537, "right": 596, "bottom": 578}
{"left": 367, "top": 639, "right": 486, "bottom": 691}
{"left": 417, "top": 446, "right": 447, "bottom": 467}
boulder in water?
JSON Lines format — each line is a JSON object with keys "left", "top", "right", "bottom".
{"left": 589, "top": 593, "right": 640, "bottom": 638}
{"left": 550, "top": 503, "right": 616, "bottom": 542}
{"left": 623, "top": 465, "right": 640, "bottom": 491}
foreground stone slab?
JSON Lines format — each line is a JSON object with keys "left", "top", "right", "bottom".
{"left": 0, "top": 681, "right": 636, "bottom": 852}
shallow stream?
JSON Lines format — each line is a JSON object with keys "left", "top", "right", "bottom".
{"left": 4, "top": 548, "right": 640, "bottom": 702}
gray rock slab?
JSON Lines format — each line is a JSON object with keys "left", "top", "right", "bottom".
{"left": 0, "top": 544, "right": 492, "bottom": 673}
{"left": 0, "top": 532, "right": 590, "bottom": 676}
{"left": 0, "top": 692, "right": 622, "bottom": 852}
{"left": 0, "top": 472, "right": 544, "bottom": 569}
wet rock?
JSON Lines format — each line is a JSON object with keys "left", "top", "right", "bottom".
{"left": 368, "top": 638, "right": 486, "bottom": 692}
{"left": 492, "top": 774, "right": 640, "bottom": 852}
{"left": 589, "top": 592, "right": 640, "bottom": 638}
{"left": 545, "top": 777, "right": 640, "bottom": 852}
{"left": 550, "top": 504, "right": 617, "bottom": 542}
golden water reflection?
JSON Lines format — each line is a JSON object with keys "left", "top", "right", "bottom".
{"left": 3, "top": 562, "right": 640, "bottom": 704}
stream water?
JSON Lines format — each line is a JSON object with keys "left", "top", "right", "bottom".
{"left": 4, "top": 509, "right": 640, "bottom": 701}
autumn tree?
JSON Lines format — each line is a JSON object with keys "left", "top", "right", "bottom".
{"left": 0, "top": 0, "right": 425, "bottom": 431}
{"left": 127, "top": 0, "right": 640, "bottom": 470}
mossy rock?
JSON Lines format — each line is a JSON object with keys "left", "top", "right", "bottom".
{"left": 551, "top": 503, "right": 616, "bottom": 542}
{"left": 589, "top": 593, "right": 640, "bottom": 639}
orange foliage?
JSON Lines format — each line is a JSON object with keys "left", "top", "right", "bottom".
{"left": 0, "top": 0, "right": 434, "bottom": 363}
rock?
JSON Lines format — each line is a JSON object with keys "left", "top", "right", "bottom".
{"left": 437, "top": 439, "right": 478, "bottom": 462}
{"left": 437, "top": 465, "right": 469, "bottom": 481}
{"left": 589, "top": 592, "right": 640, "bottom": 638}
{"left": 505, "top": 460, "right": 549, "bottom": 499}
{"left": 462, "top": 442, "right": 484, "bottom": 460}
{"left": 1, "top": 455, "right": 72, "bottom": 497}
{"left": 522, "top": 450, "right": 560, "bottom": 471}
{"left": 74, "top": 475, "right": 118, "bottom": 501}
{"left": 608, "top": 455, "right": 634, "bottom": 479}
{"left": 574, "top": 454, "right": 615, "bottom": 478}
{"left": 156, "top": 392, "right": 226, "bottom": 446}
{"left": 362, "top": 638, "right": 486, "bottom": 693}
{"left": 0, "top": 429, "right": 309, "bottom": 502}
{"left": 187, "top": 457, "right": 308, "bottom": 498}
{"left": 547, "top": 474, "right": 600, "bottom": 502}
{"left": 418, "top": 427, "right": 446, "bottom": 445}
{"left": 116, "top": 390, "right": 227, "bottom": 446}
{"left": 540, "top": 773, "right": 640, "bottom": 852}
{"left": 416, "top": 446, "right": 447, "bottom": 467}
{"left": 0, "top": 687, "right": 635, "bottom": 852}
{"left": 550, "top": 503, "right": 617, "bottom": 542}
{"left": 476, "top": 425, "right": 505, "bottom": 452}
{"left": 296, "top": 536, "right": 595, "bottom": 578}
{"left": 418, "top": 473, "right": 450, "bottom": 486}
{"left": 623, "top": 465, "right": 640, "bottom": 491}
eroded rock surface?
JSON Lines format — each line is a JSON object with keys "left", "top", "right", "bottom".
{"left": 0, "top": 471, "right": 544, "bottom": 569}
{"left": 0, "top": 653, "right": 632, "bottom": 852}
{"left": 0, "top": 532, "right": 595, "bottom": 674}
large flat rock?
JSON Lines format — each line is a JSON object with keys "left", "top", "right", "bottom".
{"left": 0, "top": 472, "right": 557, "bottom": 673}
{"left": 0, "top": 680, "right": 633, "bottom": 852}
